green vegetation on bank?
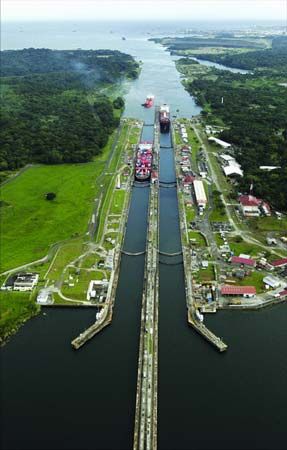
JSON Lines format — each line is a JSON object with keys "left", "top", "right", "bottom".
{"left": 173, "top": 36, "right": 287, "bottom": 212}
{"left": 151, "top": 36, "right": 267, "bottom": 52}
{"left": 194, "top": 36, "right": 287, "bottom": 72}
{"left": 1, "top": 118, "right": 141, "bottom": 342}
{"left": 0, "top": 291, "right": 40, "bottom": 344}
{"left": 0, "top": 48, "right": 139, "bottom": 175}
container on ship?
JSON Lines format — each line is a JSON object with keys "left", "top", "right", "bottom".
{"left": 143, "top": 95, "right": 155, "bottom": 108}
{"left": 159, "top": 104, "right": 170, "bottom": 133}
{"left": 135, "top": 142, "right": 153, "bottom": 182}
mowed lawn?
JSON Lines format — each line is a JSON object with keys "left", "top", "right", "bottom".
{"left": 1, "top": 162, "right": 103, "bottom": 272}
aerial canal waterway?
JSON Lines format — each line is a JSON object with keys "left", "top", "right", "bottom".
{"left": 189, "top": 56, "right": 251, "bottom": 74}
{"left": 2, "top": 21, "right": 287, "bottom": 450}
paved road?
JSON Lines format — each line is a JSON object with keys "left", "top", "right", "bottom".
{"left": 192, "top": 121, "right": 286, "bottom": 258}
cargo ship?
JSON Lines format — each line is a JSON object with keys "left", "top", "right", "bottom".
{"left": 159, "top": 104, "right": 170, "bottom": 133}
{"left": 135, "top": 141, "right": 153, "bottom": 181}
{"left": 143, "top": 95, "right": 154, "bottom": 108}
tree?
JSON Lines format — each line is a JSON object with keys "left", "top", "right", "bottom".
{"left": 46, "top": 192, "right": 56, "bottom": 201}
{"left": 113, "top": 96, "right": 125, "bottom": 109}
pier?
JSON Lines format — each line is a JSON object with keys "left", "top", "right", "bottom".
{"left": 133, "top": 119, "right": 159, "bottom": 450}
{"left": 172, "top": 123, "right": 228, "bottom": 353}
{"left": 188, "top": 310, "right": 227, "bottom": 352}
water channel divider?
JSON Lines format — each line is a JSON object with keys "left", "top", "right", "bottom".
{"left": 133, "top": 112, "right": 160, "bottom": 450}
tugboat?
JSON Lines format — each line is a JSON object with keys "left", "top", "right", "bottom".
{"left": 135, "top": 142, "right": 153, "bottom": 181}
{"left": 142, "top": 94, "right": 154, "bottom": 108}
{"left": 159, "top": 104, "right": 170, "bottom": 133}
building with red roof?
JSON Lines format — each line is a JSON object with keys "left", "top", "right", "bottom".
{"left": 239, "top": 195, "right": 261, "bottom": 217}
{"left": 238, "top": 194, "right": 271, "bottom": 217}
{"left": 271, "top": 258, "right": 287, "bottom": 268}
{"left": 221, "top": 285, "right": 256, "bottom": 297}
{"left": 231, "top": 256, "right": 256, "bottom": 267}
{"left": 183, "top": 174, "right": 195, "bottom": 186}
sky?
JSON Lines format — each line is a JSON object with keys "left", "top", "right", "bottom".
{"left": 2, "top": 0, "right": 286, "bottom": 22}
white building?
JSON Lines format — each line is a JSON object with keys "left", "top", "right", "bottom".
{"left": 14, "top": 273, "right": 39, "bottom": 291}
{"left": 87, "top": 279, "right": 109, "bottom": 301}
{"left": 219, "top": 154, "right": 243, "bottom": 177}
{"left": 263, "top": 276, "right": 281, "bottom": 289}
{"left": 193, "top": 180, "right": 207, "bottom": 209}
{"left": 208, "top": 137, "right": 231, "bottom": 148}
{"left": 222, "top": 164, "right": 243, "bottom": 177}
{"left": 37, "top": 289, "right": 53, "bottom": 305}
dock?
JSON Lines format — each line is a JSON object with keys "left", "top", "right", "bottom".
{"left": 71, "top": 305, "right": 112, "bottom": 349}
{"left": 188, "top": 309, "right": 227, "bottom": 352}
{"left": 172, "top": 122, "right": 228, "bottom": 353}
{"left": 133, "top": 118, "right": 160, "bottom": 450}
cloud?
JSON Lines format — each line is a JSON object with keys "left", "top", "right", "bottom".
{"left": 2, "top": 0, "right": 286, "bottom": 22}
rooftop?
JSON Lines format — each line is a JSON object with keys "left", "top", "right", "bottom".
{"left": 271, "top": 258, "right": 287, "bottom": 267}
{"left": 208, "top": 137, "right": 231, "bottom": 148}
{"left": 239, "top": 195, "right": 261, "bottom": 207}
{"left": 231, "top": 256, "right": 256, "bottom": 266}
{"left": 221, "top": 285, "right": 257, "bottom": 295}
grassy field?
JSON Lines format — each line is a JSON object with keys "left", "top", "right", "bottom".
{"left": 0, "top": 126, "right": 119, "bottom": 272}
{"left": 229, "top": 271, "right": 265, "bottom": 293}
{"left": 228, "top": 237, "right": 263, "bottom": 257}
{"left": 46, "top": 239, "right": 87, "bottom": 282}
{"left": 61, "top": 268, "right": 103, "bottom": 300}
{"left": 188, "top": 231, "right": 207, "bottom": 247}
{"left": 0, "top": 122, "right": 125, "bottom": 274}
{"left": 197, "top": 264, "right": 215, "bottom": 283}
{"left": 247, "top": 216, "right": 287, "bottom": 233}
{"left": 1, "top": 163, "right": 102, "bottom": 272}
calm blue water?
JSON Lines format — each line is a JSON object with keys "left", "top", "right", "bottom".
{"left": 191, "top": 57, "right": 250, "bottom": 74}
{"left": 1, "top": 20, "right": 287, "bottom": 450}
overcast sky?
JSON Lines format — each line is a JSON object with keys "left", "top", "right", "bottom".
{"left": 2, "top": 0, "right": 286, "bottom": 22}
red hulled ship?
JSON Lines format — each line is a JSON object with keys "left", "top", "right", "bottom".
{"left": 135, "top": 141, "right": 153, "bottom": 181}
{"left": 143, "top": 94, "right": 154, "bottom": 108}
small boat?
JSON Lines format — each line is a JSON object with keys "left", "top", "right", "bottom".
{"left": 195, "top": 309, "right": 204, "bottom": 322}
{"left": 143, "top": 94, "right": 154, "bottom": 108}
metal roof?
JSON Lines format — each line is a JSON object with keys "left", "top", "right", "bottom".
{"left": 221, "top": 285, "right": 256, "bottom": 295}
{"left": 231, "top": 256, "right": 256, "bottom": 266}
{"left": 272, "top": 258, "right": 287, "bottom": 267}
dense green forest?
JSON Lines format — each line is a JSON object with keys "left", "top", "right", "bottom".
{"left": 187, "top": 72, "right": 287, "bottom": 210}
{"left": 178, "top": 37, "right": 287, "bottom": 211}
{"left": 194, "top": 36, "right": 287, "bottom": 72}
{"left": 0, "top": 49, "right": 139, "bottom": 172}
{"left": 1, "top": 48, "right": 139, "bottom": 79}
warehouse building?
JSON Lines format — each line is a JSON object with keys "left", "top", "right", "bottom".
{"left": 193, "top": 179, "right": 207, "bottom": 210}
{"left": 221, "top": 285, "right": 256, "bottom": 298}
{"left": 231, "top": 256, "right": 256, "bottom": 267}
